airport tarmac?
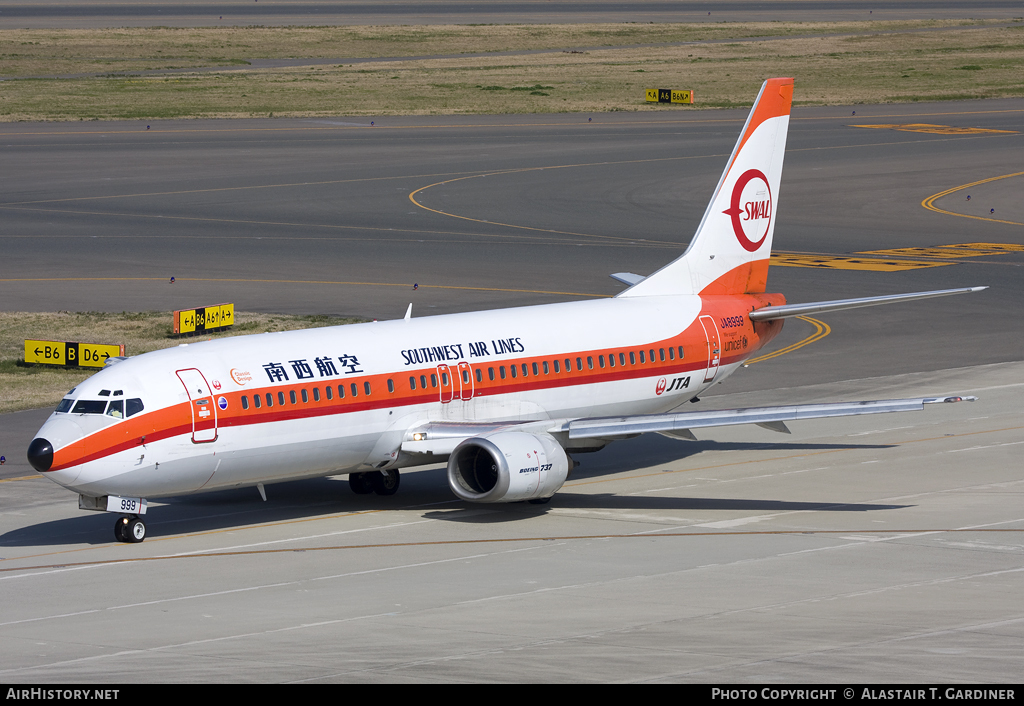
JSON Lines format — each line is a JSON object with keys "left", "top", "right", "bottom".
{"left": 0, "top": 97, "right": 1022, "bottom": 682}
{"left": 1, "top": 100, "right": 1021, "bottom": 391}
{"left": 0, "top": 362, "right": 1021, "bottom": 682}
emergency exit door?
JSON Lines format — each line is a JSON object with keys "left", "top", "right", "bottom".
{"left": 698, "top": 315, "right": 721, "bottom": 383}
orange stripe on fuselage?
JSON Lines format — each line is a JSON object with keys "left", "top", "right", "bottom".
{"left": 48, "top": 293, "right": 787, "bottom": 472}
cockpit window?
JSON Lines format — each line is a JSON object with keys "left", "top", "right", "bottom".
{"left": 105, "top": 400, "right": 124, "bottom": 419}
{"left": 55, "top": 398, "right": 74, "bottom": 413}
{"left": 71, "top": 400, "right": 106, "bottom": 415}
{"left": 126, "top": 398, "right": 144, "bottom": 417}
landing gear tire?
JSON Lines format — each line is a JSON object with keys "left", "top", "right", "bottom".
{"left": 126, "top": 517, "right": 146, "bottom": 543}
{"left": 348, "top": 472, "right": 375, "bottom": 495}
{"left": 115, "top": 515, "right": 146, "bottom": 543}
{"left": 114, "top": 517, "right": 128, "bottom": 542}
{"left": 371, "top": 469, "right": 400, "bottom": 496}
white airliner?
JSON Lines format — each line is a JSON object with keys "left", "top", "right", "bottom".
{"left": 27, "top": 78, "right": 983, "bottom": 543}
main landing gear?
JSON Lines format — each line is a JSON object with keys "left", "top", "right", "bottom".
{"left": 349, "top": 469, "right": 400, "bottom": 496}
{"left": 115, "top": 515, "right": 146, "bottom": 543}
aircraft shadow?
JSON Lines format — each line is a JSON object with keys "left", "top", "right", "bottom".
{"left": 424, "top": 493, "right": 911, "bottom": 524}
{"left": 3, "top": 436, "right": 898, "bottom": 547}
{"left": 570, "top": 434, "right": 893, "bottom": 478}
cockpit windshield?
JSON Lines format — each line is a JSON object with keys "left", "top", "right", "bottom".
{"left": 58, "top": 397, "right": 144, "bottom": 418}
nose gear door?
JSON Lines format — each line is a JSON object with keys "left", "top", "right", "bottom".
{"left": 176, "top": 368, "right": 218, "bottom": 443}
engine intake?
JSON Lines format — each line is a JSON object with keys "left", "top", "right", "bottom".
{"left": 447, "top": 431, "right": 569, "bottom": 503}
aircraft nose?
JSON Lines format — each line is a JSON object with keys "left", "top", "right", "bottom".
{"left": 27, "top": 438, "right": 54, "bottom": 472}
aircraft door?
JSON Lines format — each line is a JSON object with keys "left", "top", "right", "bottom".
{"left": 437, "top": 364, "right": 454, "bottom": 403}
{"left": 457, "top": 361, "right": 474, "bottom": 401}
{"left": 698, "top": 315, "right": 721, "bottom": 383}
{"left": 176, "top": 368, "right": 218, "bottom": 443}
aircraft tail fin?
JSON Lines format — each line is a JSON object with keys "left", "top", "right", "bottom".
{"left": 619, "top": 77, "right": 793, "bottom": 298}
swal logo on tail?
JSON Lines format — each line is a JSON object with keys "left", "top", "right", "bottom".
{"left": 723, "top": 169, "right": 772, "bottom": 252}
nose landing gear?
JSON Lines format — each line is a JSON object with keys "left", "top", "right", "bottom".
{"left": 115, "top": 515, "right": 146, "bottom": 543}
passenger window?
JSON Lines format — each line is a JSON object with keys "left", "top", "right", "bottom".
{"left": 254, "top": 394, "right": 261, "bottom": 409}
{"left": 388, "top": 379, "right": 395, "bottom": 393}
{"left": 608, "top": 353, "right": 615, "bottom": 368}
{"left": 668, "top": 347, "right": 675, "bottom": 361}
{"left": 659, "top": 348, "right": 665, "bottom": 362}
{"left": 351, "top": 383, "right": 358, "bottom": 397}
{"left": 279, "top": 392, "right": 286, "bottom": 406}
{"left": 553, "top": 359, "right": 560, "bottom": 373}
{"left": 510, "top": 365, "right": 517, "bottom": 379}
{"left": 629, "top": 352, "right": 636, "bottom": 365}
{"left": 313, "top": 388, "right": 320, "bottom": 402}
{"left": 576, "top": 357, "right": 583, "bottom": 371}
{"left": 337, "top": 384, "right": 345, "bottom": 399}
{"left": 640, "top": 350, "right": 646, "bottom": 364}
{"left": 543, "top": 361, "right": 549, "bottom": 375}
{"left": 475, "top": 368, "right": 483, "bottom": 383}
{"left": 488, "top": 367, "right": 495, "bottom": 381}
{"left": 326, "top": 386, "right": 333, "bottom": 400}
{"left": 409, "top": 376, "right": 417, "bottom": 390}
{"left": 430, "top": 374, "right": 437, "bottom": 388}
{"left": 587, "top": 356, "right": 594, "bottom": 370}
{"left": 619, "top": 352, "right": 626, "bottom": 366}
{"left": 266, "top": 393, "right": 274, "bottom": 407}
{"left": 301, "top": 389, "right": 309, "bottom": 403}
{"left": 364, "top": 381, "right": 371, "bottom": 396}
{"left": 421, "top": 375, "right": 428, "bottom": 389}
{"left": 598, "top": 355, "right": 605, "bottom": 369}
{"left": 678, "top": 346, "right": 685, "bottom": 359}
{"left": 462, "top": 370, "right": 470, "bottom": 384}
{"left": 289, "top": 390, "right": 297, "bottom": 404}
{"left": 500, "top": 366, "right": 506, "bottom": 379}
{"left": 532, "top": 362, "right": 538, "bottom": 376}
{"left": 565, "top": 358, "right": 572, "bottom": 372}
{"left": 105, "top": 400, "right": 124, "bottom": 419}
{"left": 650, "top": 349, "right": 656, "bottom": 362}
{"left": 242, "top": 395, "right": 249, "bottom": 410}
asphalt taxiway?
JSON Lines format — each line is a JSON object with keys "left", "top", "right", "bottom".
{"left": 1, "top": 362, "right": 1022, "bottom": 682}
{"left": 3, "top": 1, "right": 1023, "bottom": 29}
{"left": 0, "top": 98, "right": 1022, "bottom": 682}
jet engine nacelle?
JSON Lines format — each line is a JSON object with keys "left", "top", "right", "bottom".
{"left": 447, "top": 431, "right": 569, "bottom": 503}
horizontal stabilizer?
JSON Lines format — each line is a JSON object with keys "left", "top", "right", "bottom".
{"left": 567, "top": 396, "right": 976, "bottom": 440}
{"left": 611, "top": 272, "right": 645, "bottom": 286}
{"left": 749, "top": 287, "right": 987, "bottom": 321}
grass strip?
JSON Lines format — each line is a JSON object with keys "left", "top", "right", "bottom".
{"left": 1, "top": 20, "right": 1023, "bottom": 120}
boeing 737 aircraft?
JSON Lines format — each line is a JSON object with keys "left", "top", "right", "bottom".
{"left": 27, "top": 78, "right": 983, "bottom": 543}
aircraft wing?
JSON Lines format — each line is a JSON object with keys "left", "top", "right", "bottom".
{"left": 564, "top": 396, "right": 975, "bottom": 440}
{"left": 399, "top": 396, "right": 975, "bottom": 456}
{"left": 749, "top": 287, "right": 986, "bottom": 321}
